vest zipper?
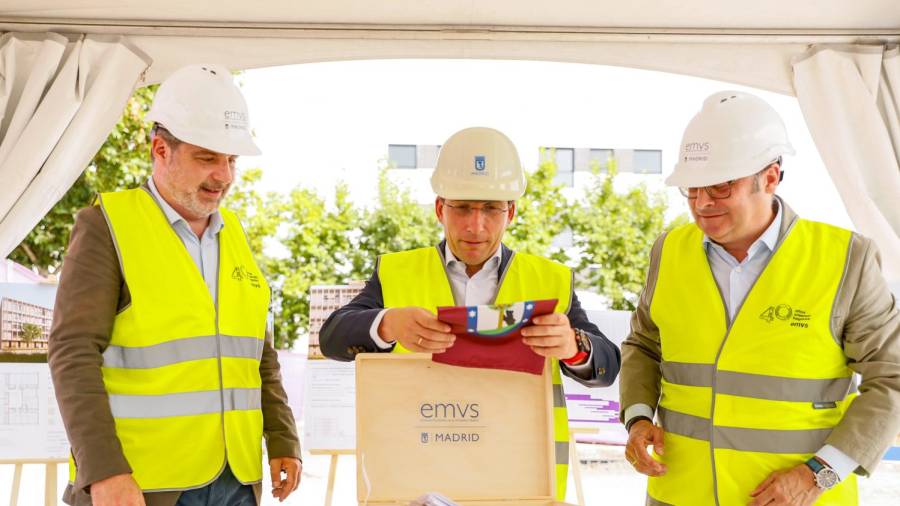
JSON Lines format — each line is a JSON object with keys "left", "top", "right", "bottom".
{"left": 214, "top": 237, "right": 229, "bottom": 479}
{"left": 705, "top": 214, "right": 798, "bottom": 505}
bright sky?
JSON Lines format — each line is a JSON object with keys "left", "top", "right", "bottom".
{"left": 237, "top": 59, "right": 853, "bottom": 230}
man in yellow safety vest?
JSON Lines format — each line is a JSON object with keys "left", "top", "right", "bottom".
{"left": 319, "top": 126, "right": 622, "bottom": 500}
{"left": 49, "top": 64, "right": 301, "bottom": 506}
{"left": 619, "top": 90, "right": 900, "bottom": 506}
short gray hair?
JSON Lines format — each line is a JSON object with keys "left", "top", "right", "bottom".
{"left": 150, "top": 123, "right": 182, "bottom": 153}
{"left": 751, "top": 157, "right": 783, "bottom": 193}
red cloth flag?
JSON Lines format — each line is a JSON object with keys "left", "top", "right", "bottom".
{"left": 433, "top": 299, "right": 557, "bottom": 375}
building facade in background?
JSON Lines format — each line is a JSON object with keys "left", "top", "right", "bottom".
{"left": 307, "top": 281, "right": 365, "bottom": 358}
{"left": 0, "top": 297, "right": 51, "bottom": 354}
{"left": 386, "top": 142, "right": 664, "bottom": 203}
{"left": 386, "top": 142, "right": 665, "bottom": 250}
{"left": 388, "top": 143, "right": 662, "bottom": 184}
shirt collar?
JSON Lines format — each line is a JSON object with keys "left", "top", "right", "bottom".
{"left": 756, "top": 199, "right": 783, "bottom": 253}
{"left": 147, "top": 176, "right": 224, "bottom": 236}
{"left": 444, "top": 241, "right": 503, "bottom": 272}
{"left": 702, "top": 198, "right": 783, "bottom": 257}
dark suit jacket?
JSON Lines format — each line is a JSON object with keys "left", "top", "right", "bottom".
{"left": 319, "top": 242, "right": 621, "bottom": 387}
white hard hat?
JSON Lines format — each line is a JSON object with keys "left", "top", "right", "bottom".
{"left": 666, "top": 91, "right": 794, "bottom": 188}
{"left": 146, "top": 64, "right": 261, "bottom": 156}
{"left": 431, "top": 127, "right": 526, "bottom": 201}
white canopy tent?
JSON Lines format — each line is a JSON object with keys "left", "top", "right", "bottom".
{"left": 1, "top": 1, "right": 898, "bottom": 284}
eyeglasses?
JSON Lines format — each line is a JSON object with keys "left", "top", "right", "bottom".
{"left": 679, "top": 159, "right": 784, "bottom": 200}
{"left": 443, "top": 202, "right": 510, "bottom": 218}
{"left": 678, "top": 181, "right": 735, "bottom": 200}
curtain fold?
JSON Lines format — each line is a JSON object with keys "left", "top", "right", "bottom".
{"left": 0, "top": 32, "right": 150, "bottom": 258}
{"left": 793, "top": 45, "right": 900, "bottom": 283}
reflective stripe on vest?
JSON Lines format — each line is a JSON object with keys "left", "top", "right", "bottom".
{"left": 108, "top": 388, "right": 262, "bottom": 418}
{"left": 378, "top": 246, "right": 573, "bottom": 500}
{"left": 102, "top": 334, "right": 264, "bottom": 370}
{"left": 647, "top": 219, "right": 858, "bottom": 506}
{"left": 68, "top": 188, "right": 270, "bottom": 492}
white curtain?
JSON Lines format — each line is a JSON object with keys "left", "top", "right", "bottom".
{"left": 0, "top": 32, "right": 150, "bottom": 258}
{"left": 793, "top": 45, "right": 900, "bottom": 283}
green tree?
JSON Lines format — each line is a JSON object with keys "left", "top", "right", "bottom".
{"left": 570, "top": 159, "right": 688, "bottom": 310}
{"left": 20, "top": 323, "right": 43, "bottom": 344}
{"left": 266, "top": 183, "right": 361, "bottom": 349}
{"left": 237, "top": 168, "right": 441, "bottom": 350}
{"left": 504, "top": 150, "right": 571, "bottom": 264}
{"left": 9, "top": 86, "right": 157, "bottom": 275}
{"left": 225, "top": 167, "right": 283, "bottom": 262}
{"left": 351, "top": 168, "right": 442, "bottom": 278}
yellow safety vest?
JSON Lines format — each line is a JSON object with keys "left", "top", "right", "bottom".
{"left": 69, "top": 188, "right": 270, "bottom": 491}
{"left": 378, "top": 246, "right": 574, "bottom": 500}
{"left": 647, "top": 219, "right": 858, "bottom": 506}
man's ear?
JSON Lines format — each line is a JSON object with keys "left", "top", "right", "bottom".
{"left": 765, "top": 164, "right": 781, "bottom": 194}
{"left": 151, "top": 135, "right": 170, "bottom": 164}
{"left": 435, "top": 197, "right": 445, "bottom": 223}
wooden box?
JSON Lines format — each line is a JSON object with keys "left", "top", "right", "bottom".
{"left": 355, "top": 354, "right": 575, "bottom": 506}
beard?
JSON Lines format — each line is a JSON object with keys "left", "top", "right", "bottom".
{"left": 165, "top": 178, "right": 230, "bottom": 219}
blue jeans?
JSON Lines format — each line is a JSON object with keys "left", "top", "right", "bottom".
{"left": 175, "top": 465, "right": 256, "bottom": 506}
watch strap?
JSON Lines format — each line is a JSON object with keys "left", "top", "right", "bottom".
{"left": 805, "top": 457, "right": 825, "bottom": 475}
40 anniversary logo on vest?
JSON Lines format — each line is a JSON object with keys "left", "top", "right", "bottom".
{"left": 418, "top": 400, "right": 483, "bottom": 444}
{"left": 758, "top": 303, "right": 812, "bottom": 328}
{"left": 231, "top": 265, "right": 261, "bottom": 288}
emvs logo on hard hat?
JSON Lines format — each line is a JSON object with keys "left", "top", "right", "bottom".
{"left": 683, "top": 141, "right": 711, "bottom": 163}
{"left": 224, "top": 110, "right": 248, "bottom": 131}
{"left": 472, "top": 155, "right": 487, "bottom": 175}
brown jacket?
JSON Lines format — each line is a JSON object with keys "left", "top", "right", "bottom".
{"left": 619, "top": 199, "right": 900, "bottom": 475}
{"left": 49, "top": 204, "right": 300, "bottom": 506}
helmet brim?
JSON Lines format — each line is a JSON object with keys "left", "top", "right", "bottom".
{"left": 149, "top": 115, "right": 261, "bottom": 157}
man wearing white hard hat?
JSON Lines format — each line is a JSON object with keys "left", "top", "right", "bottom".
{"left": 49, "top": 64, "right": 301, "bottom": 506}
{"left": 319, "top": 126, "right": 621, "bottom": 500}
{"left": 619, "top": 91, "right": 900, "bottom": 505}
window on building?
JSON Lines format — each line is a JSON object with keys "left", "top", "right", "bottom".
{"left": 542, "top": 147, "right": 574, "bottom": 187}
{"left": 588, "top": 149, "right": 614, "bottom": 172}
{"left": 388, "top": 144, "right": 417, "bottom": 169}
{"left": 633, "top": 149, "right": 663, "bottom": 174}
{"left": 417, "top": 144, "right": 441, "bottom": 169}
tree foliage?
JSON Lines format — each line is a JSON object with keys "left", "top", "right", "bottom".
{"left": 268, "top": 184, "right": 361, "bottom": 348}
{"left": 504, "top": 151, "right": 570, "bottom": 264}
{"left": 569, "top": 160, "right": 687, "bottom": 310}
{"left": 226, "top": 167, "right": 442, "bottom": 348}
{"left": 20, "top": 323, "right": 43, "bottom": 343}
{"left": 224, "top": 167, "right": 281, "bottom": 261}
{"left": 351, "top": 169, "right": 442, "bottom": 277}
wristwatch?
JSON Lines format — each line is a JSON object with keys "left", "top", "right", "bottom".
{"left": 562, "top": 328, "right": 592, "bottom": 366}
{"left": 804, "top": 457, "right": 840, "bottom": 490}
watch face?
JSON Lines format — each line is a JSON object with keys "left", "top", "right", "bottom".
{"left": 815, "top": 468, "right": 840, "bottom": 490}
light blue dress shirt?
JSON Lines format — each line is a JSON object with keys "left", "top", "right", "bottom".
{"left": 703, "top": 201, "right": 782, "bottom": 323}
{"left": 147, "top": 177, "right": 224, "bottom": 302}
{"left": 625, "top": 199, "right": 858, "bottom": 480}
